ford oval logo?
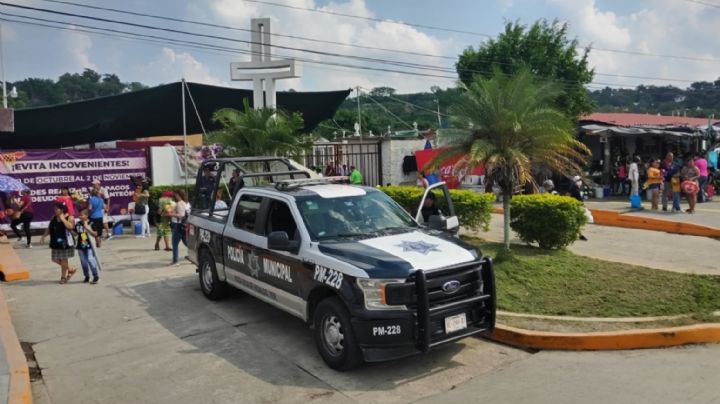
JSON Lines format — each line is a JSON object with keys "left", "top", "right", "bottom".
{"left": 442, "top": 280, "right": 461, "bottom": 294}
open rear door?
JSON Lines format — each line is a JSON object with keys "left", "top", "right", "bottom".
{"left": 415, "top": 182, "right": 459, "bottom": 234}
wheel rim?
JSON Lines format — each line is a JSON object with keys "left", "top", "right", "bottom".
{"left": 322, "top": 315, "right": 345, "bottom": 357}
{"left": 201, "top": 261, "right": 214, "bottom": 291}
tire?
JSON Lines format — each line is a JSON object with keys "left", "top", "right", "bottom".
{"left": 199, "top": 249, "right": 229, "bottom": 300}
{"left": 313, "top": 297, "right": 363, "bottom": 370}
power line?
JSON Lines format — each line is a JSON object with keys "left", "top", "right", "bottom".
{"left": 243, "top": 0, "right": 490, "bottom": 37}
{"left": 360, "top": 89, "right": 415, "bottom": 129}
{"left": 35, "top": 0, "right": 458, "bottom": 60}
{"left": 5, "top": 1, "right": 706, "bottom": 85}
{"left": 0, "top": 16, "right": 646, "bottom": 92}
{"left": 244, "top": 0, "right": 720, "bottom": 65}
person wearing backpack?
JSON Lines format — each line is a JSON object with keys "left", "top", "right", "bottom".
{"left": 40, "top": 202, "right": 77, "bottom": 284}
{"left": 74, "top": 209, "right": 100, "bottom": 284}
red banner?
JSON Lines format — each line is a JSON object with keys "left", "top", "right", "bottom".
{"left": 415, "top": 149, "right": 484, "bottom": 189}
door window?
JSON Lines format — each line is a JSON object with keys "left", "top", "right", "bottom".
{"left": 265, "top": 200, "right": 299, "bottom": 241}
{"left": 233, "top": 194, "right": 263, "bottom": 233}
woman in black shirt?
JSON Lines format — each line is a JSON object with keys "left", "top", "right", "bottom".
{"left": 41, "top": 202, "right": 77, "bottom": 284}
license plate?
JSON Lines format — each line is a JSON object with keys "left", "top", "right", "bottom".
{"left": 444, "top": 313, "right": 467, "bottom": 334}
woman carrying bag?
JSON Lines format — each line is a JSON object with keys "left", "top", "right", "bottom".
{"left": 680, "top": 158, "right": 701, "bottom": 214}
{"left": 40, "top": 202, "right": 77, "bottom": 284}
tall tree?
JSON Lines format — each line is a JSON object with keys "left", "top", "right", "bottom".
{"left": 430, "top": 68, "right": 589, "bottom": 250}
{"left": 208, "top": 99, "right": 312, "bottom": 159}
{"left": 457, "top": 20, "right": 595, "bottom": 119}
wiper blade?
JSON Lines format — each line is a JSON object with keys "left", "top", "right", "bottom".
{"left": 317, "top": 232, "right": 367, "bottom": 240}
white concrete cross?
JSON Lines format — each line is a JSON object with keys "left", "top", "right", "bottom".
{"left": 230, "top": 18, "right": 302, "bottom": 109}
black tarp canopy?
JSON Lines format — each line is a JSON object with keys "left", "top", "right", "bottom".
{"left": 0, "top": 82, "right": 350, "bottom": 149}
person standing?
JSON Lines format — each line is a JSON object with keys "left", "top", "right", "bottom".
{"left": 167, "top": 190, "right": 188, "bottom": 266}
{"left": 324, "top": 161, "right": 337, "bottom": 177}
{"left": 670, "top": 170, "right": 682, "bottom": 213}
{"left": 646, "top": 159, "right": 663, "bottom": 210}
{"left": 40, "top": 202, "right": 77, "bottom": 284}
{"left": 10, "top": 189, "right": 34, "bottom": 248}
{"left": 133, "top": 183, "right": 150, "bottom": 238}
{"left": 680, "top": 158, "right": 701, "bottom": 214}
{"left": 74, "top": 209, "right": 100, "bottom": 284}
{"left": 154, "top": 191, "right": 174, "bottom": 251}
{"left": 88, "top": 189, "right": 105, "bottom": 248}
{"left": 55, "top": 187, "right": 76, "bottom": 218}
{"left": 569, "top": 176, "right": 588, "bottom": 241}
{"left": 416, "top": 172, "right": 429, "bottom": 188}
{"left": 92, "top": 179, "right": 112, "bottom": 240}
{"left": 629, "top": 156, "right": 641, "bottom": 197}
{"left": 695, "top": 153, "right": 709, "bottom": 203}
{"left": 661, "top": 153, "right": 676, "bottom": 211}
{"left": 349, "top": 166, "right": 363, "bottom": 185}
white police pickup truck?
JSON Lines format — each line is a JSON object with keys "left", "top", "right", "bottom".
{"left": 186, "top": 157, "right": 495, "bottom": 370}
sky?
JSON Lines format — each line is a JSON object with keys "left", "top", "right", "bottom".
{"left": 1, "top": 0, "right": 719, "bottom": 94}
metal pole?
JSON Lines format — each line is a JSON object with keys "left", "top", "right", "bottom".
{"left": 436, "top": 98, "right": 442, "bottom": 128}
{"left": 356, "top": 86, "right": 364, "bottom": 179}
{"left": 1, "top": 24, "right": 7, "bottom": 109}
{"left": 182, "top": 78, "right": 188, "bottom": 191}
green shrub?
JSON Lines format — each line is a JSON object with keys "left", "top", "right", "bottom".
{"left": 510, "top": 194, "right": 587, "bottom": 250}
{"left": 379, "top": 185, "right": 495, "bottom": 231}
{"left": 148, "top": 185, "right": 195, "bottom": 224}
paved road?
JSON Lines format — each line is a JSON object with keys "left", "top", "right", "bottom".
{"left": 416, "top": 345, "right": 720, "bottom": 404}
{"left": 469, "top": 215, "right": 720, "bottom": 275}
{"left": 4, "top": 234, "right": 720, "bottom": 404}
{"left": 3, "top": 236, "right": 527, "bottom": 404}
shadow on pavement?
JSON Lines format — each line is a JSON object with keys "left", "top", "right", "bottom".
{"left": 129, "top": 274, "right": 467, "bottom": 392}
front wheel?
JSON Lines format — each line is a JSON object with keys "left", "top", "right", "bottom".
{"left": 199, "top": 249, "right": 228, "bottom": 300}
{"left": 313, "top": 297, "right": 363, "bottom": 370}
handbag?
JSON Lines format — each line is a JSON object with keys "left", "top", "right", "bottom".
{"left": 65, "top": 229, "right": 76, "bottom": 248}
{"left": 134, "top": 203, "right": 147, "bottom": 215}
{"left": 681, "top": 180, "right": 699, "bottom": 194}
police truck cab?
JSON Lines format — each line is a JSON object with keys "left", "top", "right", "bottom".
{"left": 186, "top": 157, "right": 496, "bottom": 370}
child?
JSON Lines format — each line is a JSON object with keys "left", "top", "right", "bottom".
{"left": 671, "top": 171, "right": 682, "bottom": 213}
{"left": 75, "top": 209, "right": 100, "bottom": 284}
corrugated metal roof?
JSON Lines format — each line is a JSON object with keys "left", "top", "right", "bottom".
{"left": 580, "top": 112, "right": 716, "bottom": 127}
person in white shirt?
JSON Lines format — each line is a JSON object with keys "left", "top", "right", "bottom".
{"left": 629, "top": 156, "right": 641, "bottom": 197}
{"left": 168, "top": 189, "right": 188, "bottom": 266}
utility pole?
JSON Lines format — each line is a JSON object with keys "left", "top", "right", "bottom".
{"left": 435, "top": 98, "right": 442, "bottom": 128}
{"left": 1, "top": 24, "right": 6, "bottom": 109}
{"left": 356, "top": 86, "right": 364, "bottom": 179}
{"left": 182, "top": 78, "right": 188, "bottom": 191}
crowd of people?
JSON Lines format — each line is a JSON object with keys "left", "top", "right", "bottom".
{"left": 308, "top": 161, "right": 365, "bottom": 184}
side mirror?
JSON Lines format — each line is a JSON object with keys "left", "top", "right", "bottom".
{"left": 428, "top": 215, "right": 459, "bottom": 233}
{"left": 268, "top": 231, "right": 300, "bottom": 253}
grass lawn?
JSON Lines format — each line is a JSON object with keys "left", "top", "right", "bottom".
{"left": 464, "top": 237, "right": 720, "bottom": 318}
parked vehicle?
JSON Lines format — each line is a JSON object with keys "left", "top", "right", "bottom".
{"left": 186, "top": 157, "right": 496, "bottom": 370}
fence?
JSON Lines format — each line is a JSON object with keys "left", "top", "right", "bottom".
{"left": 303, "top": 139, "right": 382, "bottom": 186}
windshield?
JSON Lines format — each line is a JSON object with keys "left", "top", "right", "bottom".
{"left": 296, "top": 190, "right": 417, "bottom": 241}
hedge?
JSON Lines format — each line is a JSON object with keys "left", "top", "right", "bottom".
{"left": 510, "top": 194, "right": 587, "bottom": 250}
{"left": 379, "top": 185, "right": 495, "bottom": 232}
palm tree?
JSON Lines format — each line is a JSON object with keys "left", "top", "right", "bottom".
{"left": 429, "top": 68, "right": 589, "bottom": 250}
{"left": 208, "top": 99, "right": 312, "bottom": 158}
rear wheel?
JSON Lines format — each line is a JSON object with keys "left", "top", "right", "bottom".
{"left": 199, "top": 249, "right": 228, "bottom": 300}
{"left": 313, "top": 297, "right": 363, "bottom": 370}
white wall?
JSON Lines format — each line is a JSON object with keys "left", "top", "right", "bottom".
{"left": 150, "top": 146, "right": 189, "bottom": 186}
{"left": 381, "top": 138, "right": 426, "bottom": 186}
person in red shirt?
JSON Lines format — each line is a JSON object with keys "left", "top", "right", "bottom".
{"left": 11, "top": 189, "right": 34, "bottom": 248}
{"left": 55, "top": 187, "right": 76, "bottom": 218}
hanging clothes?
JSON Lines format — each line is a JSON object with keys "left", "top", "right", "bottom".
{"left": 402, "top": 155, "right": 418, "bottom": 174}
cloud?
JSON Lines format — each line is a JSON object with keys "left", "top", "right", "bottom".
{"left": 141, "top": 48, "right": 223, "bottom": 85}
{"left": 549, "top": 0, "right": 720, "bottom": 89}
{"left": 201, "top": 0, "right": 459, "bottom": 93}
{"left": 63, "top": 29, "right": 97, "bottom": 71}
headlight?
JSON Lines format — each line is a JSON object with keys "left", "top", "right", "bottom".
{"left": 357, "top": 278, "right": 406, "bottom": 310}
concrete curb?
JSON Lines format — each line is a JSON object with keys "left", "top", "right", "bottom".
{"left": 589, "top": 209, "right": 720, "bottom": 238}
{"left": 0, "top": 286, "right": 32, "bottom": 404}
{"left": 485, "top": 323, "right": 720, "bottom": 351}
{"left": 0, "top": 244, "right": 31, "bottom": 282}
